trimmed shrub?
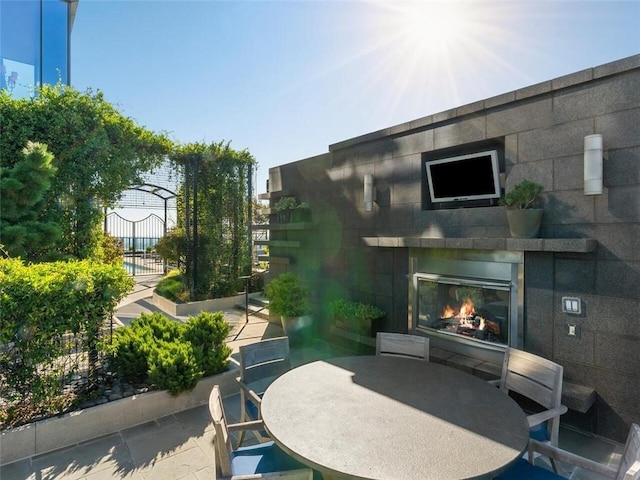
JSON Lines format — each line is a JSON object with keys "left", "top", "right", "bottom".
{"left": 106, "top": 311, "right": 232, "bottom": 395}
{"left": 183, "top": 312, "right": 232, "bottom": 376}
{"left": 148, "top": 340, "right": 202, "bottom": 395}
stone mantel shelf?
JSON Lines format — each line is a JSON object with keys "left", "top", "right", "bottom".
{"left": 362, "top": 236, "right": 597, "bottom": 253}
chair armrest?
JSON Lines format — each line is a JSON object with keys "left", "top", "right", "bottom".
{"left": 231, "top": 468, "right": 314, "bottom": 479}
{"left": 228, "top": 419, "right": 266, "bottom": 433}
{"left": 237, "top": 380, "right": 264, "bottom": 406}
{"left": 526, "top": 405, "right": 568, "bottom": 427}
{"left": 528, "top": 440, "right": 617, "bottom": 479}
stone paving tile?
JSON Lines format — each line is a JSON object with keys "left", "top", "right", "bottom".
{"left": 136, "top": 444, "right": 212, "bottom": 480}
{"left": 123, "top": 421, "right": 199, "bottom": 469}
{"left": 30, "top": 433, "right": 132, "bottom": 480}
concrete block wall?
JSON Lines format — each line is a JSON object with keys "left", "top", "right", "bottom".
{"left": 267, "top": 54, "right": 640, "bottom": 442}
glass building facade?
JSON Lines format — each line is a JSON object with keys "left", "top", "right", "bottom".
{"left": 0, "top": 0, "right": 77, "bottom": 98}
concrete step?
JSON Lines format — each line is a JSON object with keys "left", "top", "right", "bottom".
{"left": 235, "top": 292, "right": 269, "bottom": 319}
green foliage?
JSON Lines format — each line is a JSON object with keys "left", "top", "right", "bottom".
{"left": 183, "top": 312, "right": 232, "bottom": 376}
{"left": 327, "top": 299, "right": 385, "bottom": 322}
{"left": 0, "top": 141, "right": 62, "bottom": 259}
{"left": 172, "top": 141, "right": 255, "bottom": 300}
{"left": 265, "top": 272, "right": 312, "bottom": 317}
{"left": 0, "top": 258, "right": 134, "bottom": 428}
{"left": 327, "top": 299, "right": 385, "bottom": 336}
{"left": 105, "top": 311, "right": 231, "bottom": 395}
{"left": 154, "top": 227, "right": 186, "bottom": 265}
{"left": 148, "top": 340, "right": 202, "bottom": 396}
{"left": 95, "top": 232, "right": 125, "bottom": 265}
{"left": 0, "top": 85, "right": 173, "bottom": 260}
{"left": 154, "top": 269, "right": 189, "bottom": 303}
{"left": 499, "top": 180, "right": 544, "bottom": 209}
{"left": 274, "top": 196, "right": 298, "bottom": 212}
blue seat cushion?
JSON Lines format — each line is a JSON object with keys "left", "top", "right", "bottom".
{"left": 245, "top": 398, "right": 260, "bottom": 421}
{"left": 530, "top": 422, "right": 549, "bottom": 442}
{"left": 231, "top": 441, "right": 308, "bottom": 475}
{"left": 494, "top": 458, "right": 564, "bottom": 480}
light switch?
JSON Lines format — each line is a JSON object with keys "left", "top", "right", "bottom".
{"left": 562, "top": 296, "right": 582, "bottom": 314}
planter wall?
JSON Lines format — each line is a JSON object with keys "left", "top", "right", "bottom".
{"left": 0, "top": 364, "right": 239, "bottom": 466}
{"left": 152, "top": 292, "right": 245, "bottom": 317}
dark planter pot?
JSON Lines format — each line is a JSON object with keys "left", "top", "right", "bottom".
{"left": 333, "top": 316, "right": 384, "bottom": 338}
{"left": 506, "top": 209, "right": 543, "bottom": 238}
{"left": 276, "top": 210, "right": 292, "bottom": 223}
{"left": 281, "top": 315, "right": 314, "bottom": 346}
{"left": 292, "top": 208, "right": 311, "bottom": 223}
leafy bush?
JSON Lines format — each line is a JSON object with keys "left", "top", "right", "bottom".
{"left": 265, "top": 272, "right": 311, "bottom": 317}
{"left": 105, "top": 311, "right": 232, "bottom": 395}
{"left": 183, "top": 312, "right": 232, "bottom": 376}
{"left": 0, "top": 258, "right": 133, "bottom": 429}
{"left": 148, "top": 340, "right": 202, "bottom": 395}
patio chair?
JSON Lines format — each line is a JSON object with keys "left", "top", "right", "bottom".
{"left": 236, "top": 336, "right": 291, "bottom": 446}
{"left": 208, "top": 385, "right": 314, "bottom": 480}
{"left": 495, "top": 423, "right": 640, "bottom": 480}
{"left": 376, "top": 332, "right": 429, "bottom": 361}
{"left": 489, "top": 348, "right": 568, "bottom": 471}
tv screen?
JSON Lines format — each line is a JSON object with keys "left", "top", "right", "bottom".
{"left": 426, "top": 150, "right": 501, "bottom": 204}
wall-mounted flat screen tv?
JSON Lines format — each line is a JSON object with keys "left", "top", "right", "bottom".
{"left": 425, "top": 150, "right": 501, "bottom": 204}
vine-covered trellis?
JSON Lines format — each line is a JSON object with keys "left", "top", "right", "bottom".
{"left": 173, "top": 142, "right": 255, "bottom": 300}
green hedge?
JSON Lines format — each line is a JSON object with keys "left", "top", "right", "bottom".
{"left": 105, "top": 311, "right": 232, "bottom": 395}
{"left": 0, "top": 258, "right": 134, "bottom": 429}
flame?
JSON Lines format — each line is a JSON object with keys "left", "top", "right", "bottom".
{"left": 442, "top": 304, "right": 456, "bottom": 318}
{"left": 459, "top": 298, "right": 475, "bottom": 317}
{"left": 441, "top": 298, "right": 476, "bottom": 320}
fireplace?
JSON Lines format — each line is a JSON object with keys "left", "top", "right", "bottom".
{"left": 409, "top": 248, "right": 523, "bottom": 350}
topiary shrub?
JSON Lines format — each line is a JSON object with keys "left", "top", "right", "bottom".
{"left": 183, "top": 311, "right": 232, "bottom": 376}
{"left": 147, "top": 340, "right": 202, "bottom": 395}
{"left": 105, "top": 311, "right": 232, "bottom": 395}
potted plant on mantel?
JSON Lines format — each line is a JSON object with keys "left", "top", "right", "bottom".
{"left": 328, "top": 299, "right": 385, "bottom": 338}
{"left": 499, "top": 179, "right": 544, "bottom": 238}
{"left": 264, "top": 272, "right": 313, "bottom": 346}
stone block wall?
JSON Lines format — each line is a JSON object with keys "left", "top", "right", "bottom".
{"left": 266, "top": 54, "right": 640, "bottom": 442}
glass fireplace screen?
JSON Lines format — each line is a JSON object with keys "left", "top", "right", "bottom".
{"left": 416, "top": 275, "right": 511, "bottom": 346}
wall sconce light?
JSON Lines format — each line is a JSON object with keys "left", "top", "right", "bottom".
{"left": 364, "top": 174, "right": 376, "bottom": 212}
{"left": 584, "top": 134, "right": 603, "bottom": 195}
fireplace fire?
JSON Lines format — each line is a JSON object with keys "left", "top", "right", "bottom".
{"left": 415, "top": 275, "right": 511, "bottom": 346}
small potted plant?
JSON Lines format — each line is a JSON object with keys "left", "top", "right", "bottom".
{"left": 499, "top": 179, "right": 544, "bottom": 238}
{"left": 265, "top": 272, "right": 313, "bottom": 345}
{"left": 292, "top": 201, "right": 311, "bottom": 223}
{"left": 328, "top": 299, "right": 385, "bottom": 337}
{"left": 274, "top": 196, "right": 298, "bottom": 223}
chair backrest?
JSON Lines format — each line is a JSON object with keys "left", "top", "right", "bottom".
{"left": 617, "top": 423, "right": 640, "bottom": 480}
{"left": 232, "top": 469, "right": 314, "bottom": 479}
{"left": 498, "top": 348, "right": 564, "bottom": 444}
{"left": 376, "top": 332, "right": 429, "bottom": 361}
{"left": 239, "top": 336, "right": 291, "bottom": 385}
{"left": 209, "top": 384, "right": 234, "bottom": 477}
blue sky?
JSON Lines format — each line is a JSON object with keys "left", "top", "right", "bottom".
{"left": 71, "top": 1, "right": 640, "bottom": 197}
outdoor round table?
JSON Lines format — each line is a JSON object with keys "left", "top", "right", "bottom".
{"left": 260, "top": 355, "right": 529, "bottom": 480}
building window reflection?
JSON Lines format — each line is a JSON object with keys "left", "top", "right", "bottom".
{"left": 0, "top": 0, "right": 73, "bottom": 98}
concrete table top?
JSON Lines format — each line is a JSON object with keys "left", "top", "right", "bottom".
{"left": 260, "top": 355, "right": 529, "bottom": 480}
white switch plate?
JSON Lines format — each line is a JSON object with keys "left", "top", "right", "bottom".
{"left": 562, "top": 296, "right": 581, "bottom": 314}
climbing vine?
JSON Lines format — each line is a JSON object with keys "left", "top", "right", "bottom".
{"left": 170, "top": 141, "right": 255, "bottom": 300}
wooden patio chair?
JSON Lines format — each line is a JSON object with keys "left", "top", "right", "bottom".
{"left": 236, "top": 336, "right": 291, "bottom": 446}
{"left": 490, "top": 348, "right": 568, "bottom": 448}
{"left": 375, "top": 332, "right": 429, "bottom": 361}
{"left": 208, "top": 385, "right": 314, "bottom": 480}
{"left": 495, "top": 423, "right": 640, "bottom": 479}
